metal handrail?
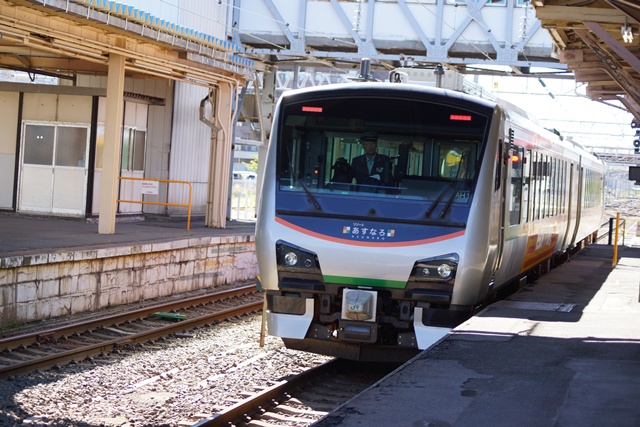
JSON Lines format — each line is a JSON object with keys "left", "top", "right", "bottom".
{"left": 117, "top": 176, "right": 193, "bottom": 229}
{"left": 596, "top": 219, "right": 612, "bottom": 243}
{"left": 607, "top": 213, "right": 639, "bottom": 267}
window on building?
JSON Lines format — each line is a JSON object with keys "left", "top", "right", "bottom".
{"left": 121, "top": 127, "right": 146, "bottom": 172}
{"left": 23, "top": 125, "right": 55, "bottom": 165}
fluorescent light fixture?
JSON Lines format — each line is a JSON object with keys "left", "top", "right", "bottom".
{"left": 622, "top": 25, "right": 633, "bottom": 44}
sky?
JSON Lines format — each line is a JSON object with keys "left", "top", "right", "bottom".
{"left": 472, "top": 73, "right": 635, "bottom": 151}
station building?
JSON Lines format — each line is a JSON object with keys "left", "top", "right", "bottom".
{"left": 0, "top": 0, "right": 259, "bottom": 230}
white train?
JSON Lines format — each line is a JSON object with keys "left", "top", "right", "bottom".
{"left": 255, "top": 80, "right": 604, "bottom": 362}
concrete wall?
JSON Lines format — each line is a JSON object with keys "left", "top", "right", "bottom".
{"left": 0, "top": 236, "right": 257, "bottom": 326}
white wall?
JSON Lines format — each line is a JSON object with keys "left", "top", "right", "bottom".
{"left": 120, "top": 0, "right": 227, "bottom": 36}
{"left": 169, "top": 83, "right": 212, "bottom": 216}
{"left": 0, "top": 92, "right": 19, "bottom": 209}
{"left": 115, "top": 1, "right": 233, "bottom": 218}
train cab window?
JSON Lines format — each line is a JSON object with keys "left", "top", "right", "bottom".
{"left": 438, "top": 143, "right": 474, "bottom": 179}
{"left": 275, "top": 93, "right": 491, "bottom": 220}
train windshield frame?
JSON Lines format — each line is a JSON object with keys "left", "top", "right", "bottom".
{"left": 275, "top": 87, "right": 493, "bottom": 223}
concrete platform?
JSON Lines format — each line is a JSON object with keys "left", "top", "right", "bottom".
{"left": 0, "top": 212, "right": 254, "bottom": 258}
{"left": 316, "top": 243, "right": 640, "bottom": 427}
{"left": 0, "top": 213, "right": 257, "bottom": 326}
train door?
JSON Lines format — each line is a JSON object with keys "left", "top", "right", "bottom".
{"left": 570, "top": 164, "right": 585, "bottom": 245}
{"left": 562, "top": 160, "right": 583, "bottom": 248}
{"left": 491, "top": 132, "right": 510, "bottom": 278}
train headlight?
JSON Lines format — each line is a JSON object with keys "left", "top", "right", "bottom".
{"left": 409, "top": 253, "right": 459, "bottom": 283}
{"left": 284, "top": 252, "right": 298, "bottom": 266}
{"left": 276, "top": 240, "right": 321, "bottom": 271}
{"left": 406, "top": 253, "right": 459, "bottom": 303}
{"left": 437, "top": 264, "right": 452, "bottom": 279}
{"left": 274, "top": 241, "right": 324, "bottom": 291}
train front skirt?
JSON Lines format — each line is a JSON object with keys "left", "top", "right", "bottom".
{"left": 266, "top": 298, "right": 314, "bottom": 339}
{"left": 413, "top": 307, "right": 451, "bottom": 348}
{"left": 265, "top": 295, "right": 451, "bottom": 356}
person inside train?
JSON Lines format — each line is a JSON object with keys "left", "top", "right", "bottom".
{"left": 350, "top": 131, "right": 391, "bottom": 187}
{"left": 330, "top": 157, "right": 353, "bottom": 183}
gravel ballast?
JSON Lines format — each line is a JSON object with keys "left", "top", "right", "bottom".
{"left": 0, "top": 316, "right": 330, "bottom": 426}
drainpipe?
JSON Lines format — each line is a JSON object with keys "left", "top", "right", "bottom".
{"left": 200, "top": 87, "right": 223, "bottom": 227}
{"left": 199, "top": 82, "right": 240, "bottom": 228}
{"left": 200, "top": 88, "right": 222, "bottom": 133}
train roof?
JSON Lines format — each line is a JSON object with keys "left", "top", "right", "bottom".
{"left": 278, "top": 81, "right": 498, "bottom": 111}
{"left": 277, "top": 81, "right": 603, "bottom": 169}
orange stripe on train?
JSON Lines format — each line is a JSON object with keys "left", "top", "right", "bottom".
{"left": 275, "top": 216, "right": 465, "bottom": 248}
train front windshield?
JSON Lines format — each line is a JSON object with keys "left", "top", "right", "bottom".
{"left": 276, "top": 90, "right": 491, "bottom": 223}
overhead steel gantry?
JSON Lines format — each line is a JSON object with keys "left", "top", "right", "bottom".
{"left": 233, "top": 0, "right": 640, "bottom": 153}
{"left": 230, "top": 0, "right": 565, "bottom": 75}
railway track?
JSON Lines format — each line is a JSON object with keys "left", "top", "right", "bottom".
{"left": 0, "top": 284, "right": 262, "bottom": 379}
{"left": 190, "top": 359, "right": 398, "bottom": 427}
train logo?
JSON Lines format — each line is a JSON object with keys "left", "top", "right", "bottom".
{"left": 343, "top": 224, "right": 395, "bottom": 241}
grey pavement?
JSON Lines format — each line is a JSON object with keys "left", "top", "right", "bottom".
{"left": 0, "top": 213, "right": 255, "bottom": 258}
{"left": 316, "top": 243, "right": 640, "bottom": 427}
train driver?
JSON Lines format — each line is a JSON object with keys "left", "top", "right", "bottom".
{"left": 351, "top": 132, "right": 391, "bottom": 186}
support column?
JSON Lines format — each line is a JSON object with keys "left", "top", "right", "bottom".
{"left": 256, "top": 67, "right": 277, "bottom": 208}
{"left": 205, "top": 82, "right": 237, "bottom": 228}
{"left": 98, "top": 53, "right": 125, "bottom": 234}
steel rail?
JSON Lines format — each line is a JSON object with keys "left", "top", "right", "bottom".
{"left": 0, "top": 300, "right": 262, "bottom": 378}
{"left": 193, "top": 359, "right": 341, "bottom": 427}
{"left": 0, "top": 288, "right": 261, "bottom": 379}
{"left": 0, "top": 284, "right": 256, "bottom": 350}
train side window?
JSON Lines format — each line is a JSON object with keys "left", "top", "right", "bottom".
{"left": 495, "top": 141, "right": 502, "bottom": 191}
{"left": 584, "top": 169, "right": 590, "bottom": 209}
{"left": 552, "top": 158, "right": 557, "bottom": 216}
{"left": 584, "top": 168, "right": 601, "bottom": 209}
{"left": 587, "top": 169, "right": 592, "bottom": 208}
{"left": 549, "top": 157, "right": 557, "bottom": 216}
{"left": 544, "top": 155, "right": 549, "bottom": 218}
{"left": 536, "top": 152, "right": 543, "bottom": 220}
{"left": 508, "top": 145, "right": 524, "bottom": 225}
{"left": 558, "top": 160, "right": 563, "bottom": 214}
{"left": 522, "top": 149, "right": 531, "bottom": 222}
{"left": 547, "top": 156, "right": 553, "bottom": 217}
{"left": 542, "top": 154, "right": 549, "bottom": 218}
{"left": 560, "top": 160, "right": 566, "bottom": 214}
{"left": 531, "top": 151, "right": 538, "bottom": 220}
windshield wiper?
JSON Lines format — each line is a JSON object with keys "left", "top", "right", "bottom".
{"left": 428, "top": 152, "right": 466, "bottom": 218}
{"left": 426, "top": 181, "right": 454, "bottom": 217}
{"left": 298, "top": 178, "right": 322, "bottom": 210}
{"left": 285, "top": 148, "right": 322, "bottom": 210}
{"left": 440, "top": 180, "right": 462, "bottom": 218}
